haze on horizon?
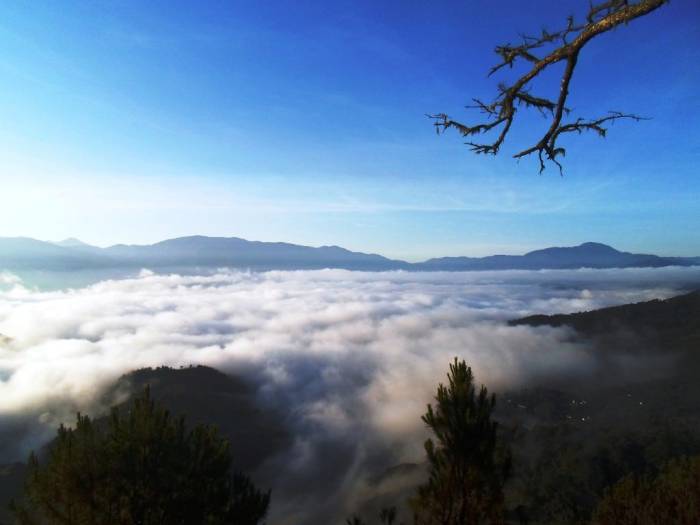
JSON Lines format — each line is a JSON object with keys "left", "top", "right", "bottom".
{"left": 0, "top": 0, "right": 699, "bottom": 260}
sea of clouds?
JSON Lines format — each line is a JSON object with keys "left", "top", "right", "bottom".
{"left": 1, "top": 266, "right": 699, "bottom": 522}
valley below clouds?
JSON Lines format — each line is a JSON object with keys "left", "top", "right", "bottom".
{"left": 1, "top": 266, "right": 699, "bottom": 521}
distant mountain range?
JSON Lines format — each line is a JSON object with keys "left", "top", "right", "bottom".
{"left": 0, "top": 236, "right": 698, "bottom": 272}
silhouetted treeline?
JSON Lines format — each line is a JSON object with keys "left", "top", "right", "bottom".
{"left": 11, "top": 388, "right": 269, "bottom": 525}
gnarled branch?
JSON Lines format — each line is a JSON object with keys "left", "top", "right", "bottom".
{"left": 430, "top": 0, "right": 668, "bottom": 173}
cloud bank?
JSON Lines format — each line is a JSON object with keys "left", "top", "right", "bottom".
{"left": 0, "top": 266, "right": 698, "bottom": 522}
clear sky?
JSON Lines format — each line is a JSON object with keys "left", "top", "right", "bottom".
{"left": 0, "top": 1, "right": 698, "bottom": 260}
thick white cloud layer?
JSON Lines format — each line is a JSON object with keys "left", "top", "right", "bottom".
{"left": 0, "top": 266, "right": 698, "bottom": 521}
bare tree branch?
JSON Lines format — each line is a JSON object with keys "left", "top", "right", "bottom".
{"left": 430, "top": 0, "right": 669, "bottom": 173}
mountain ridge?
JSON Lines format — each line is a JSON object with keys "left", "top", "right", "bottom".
{"left": 0, "top": 236, "right": 698, "bottom": 272}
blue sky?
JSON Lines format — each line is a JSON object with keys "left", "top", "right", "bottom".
{"left": 0, "top": 0, "right": 698, "bottom": 260}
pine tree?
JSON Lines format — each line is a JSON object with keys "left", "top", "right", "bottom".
{"left": 411, "top": 358, "right": 511, "bottom": 525}
{"left": 11, "top": 387, "right": 269, "bottom": 525}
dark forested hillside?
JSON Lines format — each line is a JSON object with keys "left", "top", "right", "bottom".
{"left": 512, "top": 289, "right": 700, "bottom": 379}
{"left": 0, "top": 366, "right": 289, "bottom": 525}
{"left": 512, "top": 289, "right": 700, "bottom": 342}
{"left": 105, "top": 366, "right": 291, "bottom": 474}
{"left": 497, "top": 290, "right": 700, "bottom": 523}
{"left": 356, "top": 291, "right": 700, "bottom": 524}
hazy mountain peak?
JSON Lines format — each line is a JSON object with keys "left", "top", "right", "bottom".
{"left": 54, "top": 238, "right": 93, "bottom": 248}
{"left": 1, "top": 236, "right": 697, "bottom": 272}
{"left": 525, "top": 242, "right": 619, "bottom": 257}
{"left": 579, "top": 241, "right": 615, "bottom": 249}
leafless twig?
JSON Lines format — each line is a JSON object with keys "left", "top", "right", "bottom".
{"left": 429, "top": 0, "right": 668, "bottom": 173}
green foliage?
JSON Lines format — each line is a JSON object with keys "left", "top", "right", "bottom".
{"left": 411, "top": 358, "right": 511, "bottom": 525}
{"left": 592, "top": 455, "right": 700, "bottom": 525}
{"left": 507, "top": 416, "right": 700, "bottom": 524}
{"left": 11, "top": 387, "right": 269, "bottom": 525}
